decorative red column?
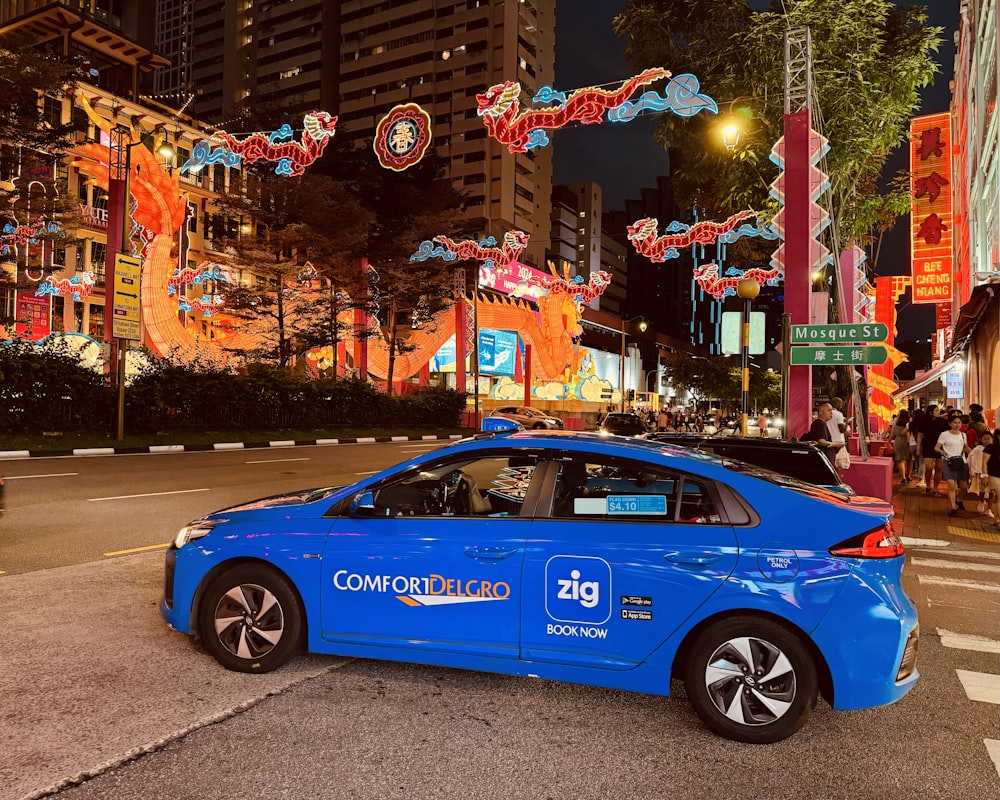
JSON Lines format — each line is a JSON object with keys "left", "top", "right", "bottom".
{"left": 353, "top": 258, "right": 369, "bottom": 380}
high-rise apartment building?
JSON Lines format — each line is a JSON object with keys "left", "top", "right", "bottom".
{"left": 152, "top": 0, "right": 555, "bottom": 270}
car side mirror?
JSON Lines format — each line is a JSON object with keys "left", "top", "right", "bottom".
{"left": 349, "top": 490, "right": 376, "bottom": 515}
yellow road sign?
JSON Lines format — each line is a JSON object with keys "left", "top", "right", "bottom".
{"left": 112, "top": 253, "right": 142, "bottom": 341}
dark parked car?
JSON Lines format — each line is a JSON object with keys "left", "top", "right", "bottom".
{"left": 643, "top": 433, "right": 854, "bottom": 495}
{"left": 598, "top": 412, "right": 647, "bottom": 437}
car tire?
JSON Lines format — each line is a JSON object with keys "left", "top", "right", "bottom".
{"left": 197, "top": 564, "right": 303, "bottom": 673}
{"left": 532, "top": 422, "right": 546, "bottom": 429}
{"left": 684, "top": 616, "right": 817, "bottom": 743}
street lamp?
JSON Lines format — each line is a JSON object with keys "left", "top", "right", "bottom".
{"left": 736, "top": 278, "right": 760, "bottom": 436}
{"left": 620, "top": 315, "right": 647, "bottom": 411}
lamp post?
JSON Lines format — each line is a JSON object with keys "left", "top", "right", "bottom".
{"left": 736, "top": 278, "right": 760, "bottom": 436}
{"left": 620, "top": 315, "right": 647, "bottom": 411}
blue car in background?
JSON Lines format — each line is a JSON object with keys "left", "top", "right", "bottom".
{"left": 161, "top": 429, "right": 918, "bottom": 743}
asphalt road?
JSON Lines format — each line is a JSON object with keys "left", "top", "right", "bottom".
{"left": 1, "top": 443, "right": 998, "bottom": 799}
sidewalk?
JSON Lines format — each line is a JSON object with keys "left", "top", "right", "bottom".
{"left": 890, "top": 476, "right": 1000, "bottom": 546}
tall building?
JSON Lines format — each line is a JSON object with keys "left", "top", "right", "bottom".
{"left": 151, "top": 0, "right": 555, "bottom": 270}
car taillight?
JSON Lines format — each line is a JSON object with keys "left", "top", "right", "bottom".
{"left": 829, "top": 523, "right": 905, "bottom": 558}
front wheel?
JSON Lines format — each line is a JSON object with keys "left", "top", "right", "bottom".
{"left": 684, "top": 616, "right": 817, "bottom": 743}
{"left": 197, "top": 564, "right": 303, "bottom": 673}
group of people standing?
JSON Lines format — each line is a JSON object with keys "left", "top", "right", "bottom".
{"left": 889, "top": 403, "right": 999, "bottom": 524}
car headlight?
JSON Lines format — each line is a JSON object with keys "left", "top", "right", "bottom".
{"left": 173, "top": 521, "right": 220, "bottom": 549}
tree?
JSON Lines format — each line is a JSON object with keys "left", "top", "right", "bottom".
{"left": 0, "top": 32, "right": 84, "bottom": 329}
{"left": 212, "top": 169, "right": 371, "bottom": 369}
{"left": 662, "top": 351, "right": 740, "bottom": 411}
{"left": 615, "top": 0, "right": 943, "bottom": 253}
{"left": 337, "top": 149, "right": 467, "bottom": 394}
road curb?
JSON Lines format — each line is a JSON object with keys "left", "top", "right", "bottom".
{"left": 0, "top": 434, "right": 467, "bottom": 460}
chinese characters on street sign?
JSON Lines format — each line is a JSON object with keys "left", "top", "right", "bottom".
{"left": 789, "top": 345, "right": 888, "bottom": 366}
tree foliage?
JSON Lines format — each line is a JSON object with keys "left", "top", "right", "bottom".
{"left": 615, "top": 0, "right": 943, "bottom": 253}
{"left": 0, "top": 33, "right": 85, "bottom": 328}
{"left": 333, "top": 148, "right": 467, "bottom": 393}
{"left": 212, "top": 169, "right": 372, "bottom": 368}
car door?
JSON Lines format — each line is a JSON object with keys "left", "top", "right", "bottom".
{"left": 321, "top": 452, "right": 540, "bottom": 658}
{"left": 521, "top": 455, "right": 739, "bottom": 670}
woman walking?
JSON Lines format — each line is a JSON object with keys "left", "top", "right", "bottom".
{"left": 935, "top": 414, "right": 971, "bottom": 516}
{"left": 892, "top": 409, "right": 913, "bottom": 484}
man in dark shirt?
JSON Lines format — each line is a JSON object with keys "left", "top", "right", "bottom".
{"left": 917, "top": 405, "right": 949, "bottom": 494}
{"left": 808, "top": 402, "right": 846, "bottom": 465}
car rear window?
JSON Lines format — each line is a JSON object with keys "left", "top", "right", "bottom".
{"left": 721, "top": 460, "right": 851, "bottom": 503}
{"left": 700, "top": 444, "right": 840, "bottom": 487}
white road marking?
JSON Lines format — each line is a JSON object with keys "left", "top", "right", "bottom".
{"left": 87, "top": 488, "right": 211, "bottom": 502}
{"left": 956, "top": 670, "right": 1000, "bottom": 705}
{"left": 917, "top": 575, "right": 1000, "bottom": 593}
{"left": 985, "top": 740, "right": 1000, "bottom": 781}
{"left": 902, "top": 537, "right": 952, "bottom": 547}
{"left": 245, "top": 457, "right": 311, "bottom": 464}
{"left": 355, "top": 470, "right": 381, "bottom": 475}
{"left": 937, "top": 628, "right": 1000, "bottom": 653}
{"left": 910, "top": 557, "right": 1000, "bottom": 573}
{"left": 915, "top": 548, "right": 1000, "bottom": 560}
{"left": 4, "top": 472, "right": 78, "bottom": 480}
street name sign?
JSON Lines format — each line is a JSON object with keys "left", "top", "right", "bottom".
{"left": 112, "top": 253, "right": 142, "bottom": 341}
{"left": 790, "top": 323, "right": 888, "bottom": 344}
{"left": 789, "top": 345, "right": 889, "bottom": 366}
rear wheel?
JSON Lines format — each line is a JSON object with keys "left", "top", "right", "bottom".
{"left": 198, "top": 564, "right": 302, "bottom": 673}
{"left": 684, "top": 616, "right": 817, "bottom": 743}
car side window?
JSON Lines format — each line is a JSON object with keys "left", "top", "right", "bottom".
{"left": 550, "top": 459, "right": 722, "bottom": 524}
{"left": 371, "top": 456, "right": 535, "bottom": 518}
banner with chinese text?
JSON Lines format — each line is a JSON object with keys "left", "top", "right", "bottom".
{"left": 910, "top": 113, "right": 953, "bottom": 304}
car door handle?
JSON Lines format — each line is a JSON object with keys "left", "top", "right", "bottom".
{"left": 464, "top": 546, "right": 519, "bottom": 561}
{"left": 664, "top": 550, "right": 724, "bottom": 566}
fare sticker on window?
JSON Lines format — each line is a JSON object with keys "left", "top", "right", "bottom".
{"left": 607, "top": 495, "right": 667, "bottom": 515}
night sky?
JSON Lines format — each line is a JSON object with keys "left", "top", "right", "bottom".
{"left": 552, "top": 1, "right": 961, "bottom": 341}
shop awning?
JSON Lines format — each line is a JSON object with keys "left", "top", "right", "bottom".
{"left": 891, "top": 353, "right": 964, "bottom": 400}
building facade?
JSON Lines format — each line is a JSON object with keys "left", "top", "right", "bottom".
{"left": 150, "top": 0, "right": 555, "bottom": 271}
{"left": 949, "top": 0, "right": 999, "bottom": 418}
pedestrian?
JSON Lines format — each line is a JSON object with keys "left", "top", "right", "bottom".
{"left": 967, "top": 431, "right": 994, "bottom": 517}
{"left": 657, "top": 409, "right": 668, "bottom": 432}
{"left": 917, "top": 404, "right": 948, "bottom": 494}
{"left": 757, "top": 412, "right": 768, "bottom": 437}
{"left": 981, "top": 429, "right": 1000, "bottom": 528}
{"left": 935, "top": 413, "right": 971, "bottom": 516}
{"left": 808, "top": 402, "right": 846, "bottom": 465}
{"left": 891, "top": 409, "right": 913, "bottom": 484}
{"left": 828, "top": 396, "right": 847, "bottom": 449}
{"left": 909, "top": 408, "right": 926, "bottom": 487}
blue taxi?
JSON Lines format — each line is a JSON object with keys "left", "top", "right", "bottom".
{"left": 160, "top": 427, "right": 918, "bottom": 743}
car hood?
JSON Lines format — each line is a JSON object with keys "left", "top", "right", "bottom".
{"left": 203, "top": 485, "right": 348, "bottom": 518}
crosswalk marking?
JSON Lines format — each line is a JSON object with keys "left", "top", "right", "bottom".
{"left": 956, "top": 670, "right": 1000, "bottom": 705}
{"left": 910, "top": 548, "right": 1000, "bottom": 560}
{"left": 910, "top": 557, "right": 1000, "bottom": 573}
{"left": 917, "top": 575, "right": 1000, "bottom": 593}
{"left": 901, "top": 537, "right": 951, "bottom": 547}
{"left": 985, "top": 740, "right": 1000, "bottom": 781}
{"left": 937, "top": 628, "right": 1000, "bottom": 653}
